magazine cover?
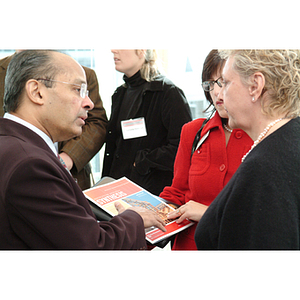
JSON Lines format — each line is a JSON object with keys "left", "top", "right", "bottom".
{"left": 84, "top": 177, "right": 193, "bottom": 244}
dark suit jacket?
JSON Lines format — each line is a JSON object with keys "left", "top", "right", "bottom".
{"left": 0, "top": 54, "right": 108, "bottom": 190}
{"left": 0, "top": 118, "right": 146, "bottom": 249}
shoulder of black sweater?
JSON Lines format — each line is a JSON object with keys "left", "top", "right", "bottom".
{"left": 114, "top": 72, "right": 181, "bottom": 94}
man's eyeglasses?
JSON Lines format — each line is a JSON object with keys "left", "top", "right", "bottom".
{"left": 201, "top": 77, "right": 223, "bottom": 92}
{"left": 37, "top": 78, "right": 89, "bottom": 98}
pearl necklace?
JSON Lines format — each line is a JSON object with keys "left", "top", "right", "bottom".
{"left": 223, "top": 124, "right": 233, "bottom": 133}
{"left": 241, "top": 118, "right": 283, "bottom": 162}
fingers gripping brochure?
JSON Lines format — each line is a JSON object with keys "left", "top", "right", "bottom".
{"left": 83, "top": 177, "right": 193, "bottom": 244}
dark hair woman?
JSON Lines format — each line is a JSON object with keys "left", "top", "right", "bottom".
{"left": 159, "top": 49, "right": 253, "bottom": 250}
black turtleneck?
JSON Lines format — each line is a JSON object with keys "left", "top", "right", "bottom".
{"left": 117, "top": 70, "right": 147, "bottom": 125}
{"left": 123, "top": 70, "right": 147, "bottom": 88}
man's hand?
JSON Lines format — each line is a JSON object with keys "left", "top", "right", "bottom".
{"left": 115, "top": 202, "right": 166, "bottom": 232}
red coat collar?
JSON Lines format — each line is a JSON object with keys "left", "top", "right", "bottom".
{"left": 201, "top": 112, "right": 223, "bottom": 136}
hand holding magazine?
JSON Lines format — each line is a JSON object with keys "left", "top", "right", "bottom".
{"left": 114, "top": 201, "right": 166, "bottom": 233}
{"left": 84, "top": 177, "right": 193, "bottom": 244}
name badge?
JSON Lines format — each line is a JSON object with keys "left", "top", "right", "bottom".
{"left": 121, "top": 117, "right": 147, "bottom": 140}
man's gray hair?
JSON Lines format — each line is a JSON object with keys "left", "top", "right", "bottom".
{"left": 4, "top": 50, "right": 59, "bottom": 113}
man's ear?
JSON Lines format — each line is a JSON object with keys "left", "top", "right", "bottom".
{"left": 25, "top": 79, "right": 45, "bottom": 105}
{"left": 249, "top": 72, "right": 265, "bottom": 101}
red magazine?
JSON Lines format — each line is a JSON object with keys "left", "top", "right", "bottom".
{"left": 84, "top": 177, "right": 193, "bottom": 244}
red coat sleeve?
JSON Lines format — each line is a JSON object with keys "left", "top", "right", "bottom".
{"left": 159, "top": 120, "right": 200, "bottom": 206}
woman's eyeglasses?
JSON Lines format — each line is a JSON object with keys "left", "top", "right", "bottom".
{"left": 201, "top": 77, "right": 223, "bottom": 92}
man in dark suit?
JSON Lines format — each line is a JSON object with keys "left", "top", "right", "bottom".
{"left": 0, "top": 51, "right": 107, "bottom": 190}
{"left": 0, "top": 50, "right": 165, "bottom": 249}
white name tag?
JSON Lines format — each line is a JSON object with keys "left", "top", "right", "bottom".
{"left": 121, "top": 117, "right": 147, "bottom": 140}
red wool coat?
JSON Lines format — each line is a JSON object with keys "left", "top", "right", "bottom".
{"left": 160, "top": 113, "right": 253, "bottom": 250}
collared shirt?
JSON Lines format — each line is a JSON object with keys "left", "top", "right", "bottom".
{"left": 4, "top": 113, "right": 58, "bottom": 156}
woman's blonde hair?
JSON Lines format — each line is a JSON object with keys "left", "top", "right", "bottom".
{"left": 138, "top": 49, "right": 160, "bottom": 82}
{"left": 219, "top": 49, "right": 300, "bottom": 118}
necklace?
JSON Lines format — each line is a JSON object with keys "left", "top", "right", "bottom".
{"left": 241, "top": 118, "right": 283, "bottom": 162}
{"left": 223, "top": 124, "right": 233, "bottom": 133}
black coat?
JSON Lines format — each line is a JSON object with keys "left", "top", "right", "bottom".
{"left": 102, "top": 74, "right": 192, "bottom": 195}
{"left": 195, "top": 118, "right": 300, "bottom": 249}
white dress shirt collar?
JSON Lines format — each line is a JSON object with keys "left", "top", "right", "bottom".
{"left": 4, "top": 113, "right": 58, "bottom": 156}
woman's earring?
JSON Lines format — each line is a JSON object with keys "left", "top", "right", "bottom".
{"left": 252, "top": 97, "right": 255, "bottom": 102}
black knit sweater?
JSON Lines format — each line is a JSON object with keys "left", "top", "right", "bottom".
{"left": 195, "top": 117, "right": 300, "bottom": 249}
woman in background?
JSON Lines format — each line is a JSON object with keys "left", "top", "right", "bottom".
{"left": 160, "top": 50, "right": 253, "bottom": 250}
{"left": 102, "top": 50, "right": 192, "bottom": 195}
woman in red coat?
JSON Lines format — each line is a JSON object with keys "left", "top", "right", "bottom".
{"left": 159, "top": 50, "right": 253, "bottom": 250}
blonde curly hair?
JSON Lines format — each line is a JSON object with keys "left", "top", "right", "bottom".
{"left": 218, "top": 49, "right": 300, "bottom": 118}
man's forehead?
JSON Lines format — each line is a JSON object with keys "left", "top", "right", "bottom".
{"left": 53, "top": 52, "right": 86, "bottom": 83}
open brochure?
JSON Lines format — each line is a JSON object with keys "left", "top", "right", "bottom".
{"left": 83, "top": 177, "right": 194, "bottom": 244}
